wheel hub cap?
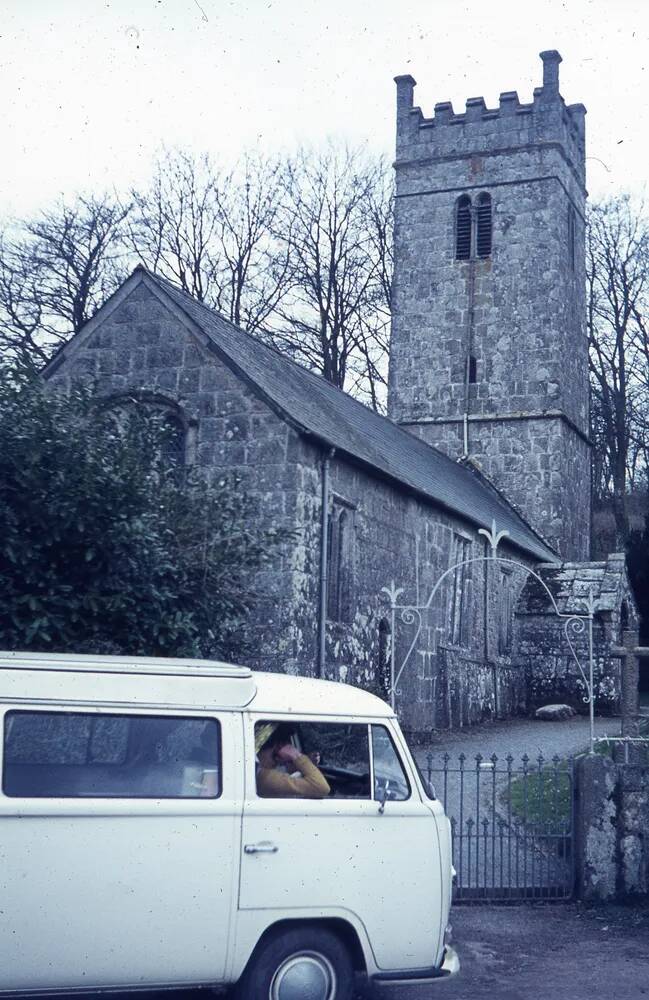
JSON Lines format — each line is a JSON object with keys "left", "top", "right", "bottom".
{"left": 270, "top": 950, "right": 336, "bottom": 1000}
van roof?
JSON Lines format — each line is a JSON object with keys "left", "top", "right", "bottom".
{"left": 250, "top": 671, "right": 392, "bottom": 718}
{"left": 0, "top": 650, "right": 251, "bottom": 679}
{"left": 0, "top": 652, "right": 393, "bottom": 718}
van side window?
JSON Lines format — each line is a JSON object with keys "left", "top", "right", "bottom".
{"left": 371, "top": 726, "right": 410, "bottom": 802}
{"left": 2, "top": 711, "right": 221, "bottom": 799}
{"left": 255, "top": 720, "right": 371, "bottom": 799}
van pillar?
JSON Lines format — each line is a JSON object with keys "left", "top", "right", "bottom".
{"left": 318, "top": 448, "right": 336, "bottom": 678}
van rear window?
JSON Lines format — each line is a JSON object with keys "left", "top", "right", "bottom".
{"left": 2, "top": 711, "right": 221, "bottom": 799}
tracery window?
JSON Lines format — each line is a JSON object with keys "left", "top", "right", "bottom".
{"left": 100, "top": 395, "right": 188, "bottom": 471}
{"left": 159, "top": 413, "right": 187, "bottom": 469}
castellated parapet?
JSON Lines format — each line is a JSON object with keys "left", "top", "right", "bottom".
{"left": 394, "top": 51, "right": 586, "bottom": 186}
{"left": 388, "top": 51, "right": 591, "bottom": 561}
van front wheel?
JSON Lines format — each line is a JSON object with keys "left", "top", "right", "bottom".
{"left": 234, "top": 926, "right": 354, "bottom": 1000}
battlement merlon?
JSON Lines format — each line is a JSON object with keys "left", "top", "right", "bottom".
{"left": 394, "top": 51, "right": 586, "bottom": 185}
{"left": 540, "top": 49, "right": 562, "bottom": 94}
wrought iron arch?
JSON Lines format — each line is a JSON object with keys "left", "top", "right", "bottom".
{"left": 381, "top": 520, "right": 599, "bottom": 751}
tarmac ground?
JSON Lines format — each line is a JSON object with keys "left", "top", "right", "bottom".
{"left": 417, "top": 900, "right": 649, "bottom": 1000}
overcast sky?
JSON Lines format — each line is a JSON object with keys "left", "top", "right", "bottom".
{"left": 1, "top": 0, "right": 647, "bottom": 220}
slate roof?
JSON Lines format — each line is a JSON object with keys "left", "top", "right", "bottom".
{"left": 518, "top": 553, "right": 637, "bottom": 617}
{"left": 132, "top": 270, "right": 556, "bottom": 563}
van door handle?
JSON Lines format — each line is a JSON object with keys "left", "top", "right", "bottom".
{"left": 244, "top": 842, "right": 279, "bottom": 854}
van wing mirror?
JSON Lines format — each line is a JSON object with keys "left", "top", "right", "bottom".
{"left": 423, "top": 778, "right": 437, "bottom": 800}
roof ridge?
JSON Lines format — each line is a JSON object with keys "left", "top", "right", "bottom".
{"left": 143, "top": 268, "right": 525, "bottom": 489}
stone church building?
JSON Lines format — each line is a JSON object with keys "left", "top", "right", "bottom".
{"left": 44, "top": 51, "right": 636, "bottom": 734}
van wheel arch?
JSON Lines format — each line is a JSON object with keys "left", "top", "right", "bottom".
{"left": 242, "top": 918, "right": 367, "bottom": 974}
{"left": 233, "top": 918, "right": 367, "bottom": 996}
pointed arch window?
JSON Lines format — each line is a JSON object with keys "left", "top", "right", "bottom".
{"left": 327, "top": 499, "right": 356, "bottom": 623}
{"left": 455, "top": 195, "right": 472, "bottom": 260}
{"left": 476, "top": 193, "right": 492, "bottom": 258}
{"left": 455, "top": 192, "right": 493, "bottom": 260}
{"left": 498, "top": 568, "right": 513, "bottom": 655}
{"left": 98, "top": 395, "right": 189, "bottom": 473}
{"left": 449, "top": 533, "right": 472, "bottom": 647}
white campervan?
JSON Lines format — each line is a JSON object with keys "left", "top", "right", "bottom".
{"left": 0, "top": 651, "right": 458, "bottom": 999}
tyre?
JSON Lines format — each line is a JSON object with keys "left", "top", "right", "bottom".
{"left": 234, "top": 925, "right": 354, "bottom": 1000}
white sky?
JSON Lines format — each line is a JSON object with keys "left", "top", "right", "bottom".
{"left": 1, "top": 0, "right": 648, "bottom": 220}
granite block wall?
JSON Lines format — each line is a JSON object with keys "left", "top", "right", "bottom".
{"left": 515, "top": 555, "right": 638, "bottom": 715}
{"left": 289, "top": 437, "right": 532, "bottom": 734}
{"left": 388, "top": 52, "right": 590, "bottom": 561}
{"left": 576, "top": 753, "right": 649, "bottom": 900}
{"left": 47, "top": 281, "right": 307, "bottom": 675}
{"left": 410, "top": 417, "right": 591, "bottom": 560}
{"left": 45, "top": 277, "right": 534, "bottom": 733}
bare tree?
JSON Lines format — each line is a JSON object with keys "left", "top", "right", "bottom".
{"left": 0, "top": 233, "right": 47, "bottom": 368}
{"left": 271, "top": 147, "right": 393, "bottom": 410}
{"left": 128, "top": 149, "right": 289, "bottom": 334}
{"left": 349, "top": 167, "right": 394, "bottom": 410}
{"left": 0, "top": 195, "right": 130, "bottom": 369}
{"left": 587, "top": 195, "right": 649, "bottom": 544}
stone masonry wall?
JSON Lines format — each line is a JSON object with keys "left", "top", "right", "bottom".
{"left": 47, "top": 280, "right": 308, "bottom": 675}
{"left": 288, "top": 436, "right": 532, "bottom": 734}
{"left": 45, "top": 277, "right": 536, "bottom": 732}
{"left": 515, "top": 555, "right": 638, "bottom": 715}
{"left": 576, "top": 753, "right": 649, "bottom": 900}
{"left": 410, "top": 418, "right": 591, "bottom": 560}
{"left": 517, "top": 611, "right": 620, "bottom": 715}
{"left": 388, "top": 53, "right": 590, "bottom": 561}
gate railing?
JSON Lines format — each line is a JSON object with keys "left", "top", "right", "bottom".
{"left": 426, "top": 752, "right": 575, "bottom": 901}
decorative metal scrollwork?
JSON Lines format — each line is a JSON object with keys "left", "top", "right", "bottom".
{"left": 381, "top": 523, "right": 599, "bottom": 752}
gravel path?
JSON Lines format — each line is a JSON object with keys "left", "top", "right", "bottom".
{"left": 412, "top": 713, "right": 619, "bottom": 769}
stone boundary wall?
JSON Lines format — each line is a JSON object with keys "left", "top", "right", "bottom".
{"left": 575, "top": 753, "right": 649, "bottom": 900}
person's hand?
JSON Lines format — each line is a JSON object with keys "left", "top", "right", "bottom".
{"left": 275, "top": 742, "right": 301, "bottom": 764}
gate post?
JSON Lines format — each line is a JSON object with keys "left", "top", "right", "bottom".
{"left": 611, "top": 629, "right": 641, "bottom": 762}
{"left": 574, "top": 753, "right": 617, "bottom": 901}
{"left": 620, "top": 629, "right": 640, "bottom": 739}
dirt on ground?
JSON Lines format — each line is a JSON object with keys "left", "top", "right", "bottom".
{"left": 390, "top": 900, "right": 649, "bottom": 1000}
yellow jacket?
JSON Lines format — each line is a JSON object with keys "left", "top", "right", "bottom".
{"left": 256, "top": 754, "right": 330, "bottom": 798}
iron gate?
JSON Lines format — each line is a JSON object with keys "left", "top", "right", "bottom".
{"left": 425, "top": 752, "right": 575, "bottom": 901}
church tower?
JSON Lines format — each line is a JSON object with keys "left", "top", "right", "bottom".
{"left": 388, "top": 51, "right": 590, "bottom": 559}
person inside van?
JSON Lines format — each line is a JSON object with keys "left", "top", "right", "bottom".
{"left": 255, "top": 723, "right": 330, "bottom": 798}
